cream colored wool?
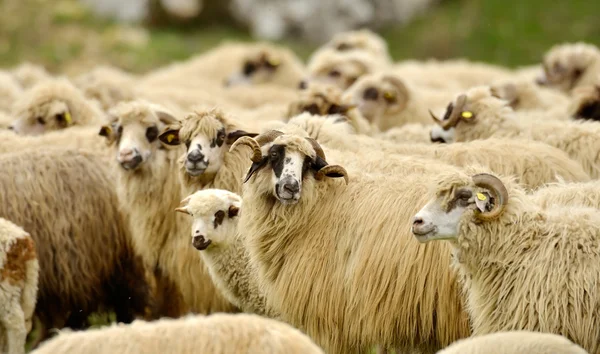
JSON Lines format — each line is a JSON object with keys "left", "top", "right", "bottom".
{"left": 0, "top": 72, "right": 22, "bottom": 113}
{"left": 306, "top": 48, "right": 380, "bottom": 90}
{"left": 309, "top": 29, "right": 392, "bottom": 67}
{"left": 73, "top": 65, "right": 138, "bottom": 111}
{"left": 414, "top": 169, "right": 600, "bottom": 354}
{"left": 234, "top": 130, "right": 471, "bottom": 354}
{"left": 490, "top": 79, "right": 570, "bottom": 112}
{"left": 10, "top": 78, "right": 106, "bottom": 135}
{"left": 102, "top": 101, "right": 236, "bottom": 316}
{"left": 289, "top": 113, "right": 591, "bottom": 191}
{"left": 343, "top": 73, "right": 456, "bottom": 131}
{"left": 10, "top": 63, "right": 51, "bottom": 89}
{"left": 32, "top": 313, "right": 324, "bottom": 354}
{"left": 430, "top": 86, "right": 600, "bottom": 178}
{"left": 532, "top": 180, "right": 600, "bottom": 209}
{"left": 437, "top": 331, "right": 588, "bottom": 354}
{"left": 379, "top": 123, "right": 435, "bottom": 144}
{"left": 0, "top": 218, "right": 38, "bottom": 354}
{"left": 538, "top": 42, "right": 600, "bottom": 93}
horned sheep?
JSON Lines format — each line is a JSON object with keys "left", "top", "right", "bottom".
{"left": 0, "top": 218, "right": 38, "bottom": 354}
{"left": 230, "top": 129, "right": 471, "bottom": 353}
{"left": 429, "top": 86, "right": 600, "bottom": 178}
{"left": 0, "top": 149, "right": 152, "bottom": 347}
{"left": 412, "top": 169, "right": 600, "bottom": 354}
{"left": 31, "top": 313, "right": 325, "bottom": 354}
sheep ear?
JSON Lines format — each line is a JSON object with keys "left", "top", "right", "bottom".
{"left": 226, "top": 130, "right": 259, "bottom": 145}
{"left": 99, "top": 125, "right": 112, "bottom": 138}
{"left": 228, "top": 205, "right": 240, "bottom": 218}
{"left": 475, "top": 192, "right": 492, "bottom": 213}
{"left": 243, "top": 157, "right": 268, "bottom": 183}
{"left": 159, "top": 128, "right": 181, "bottom": 146}
{"left": 156, "top": 110, "right": 179, "bottom": 126}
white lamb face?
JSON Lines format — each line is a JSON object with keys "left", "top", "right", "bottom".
{"left": 225, "top": 52, "right": 281, "bottom": 87}
{"left": 430, "top": 125, "right": 456, "bottom": 143}
{"left": 184, "top": 128, "right": 226, "bottom": 177}
{"left": 11, "top": 100, "right": 72, "bottom": 135}
{"left": 176, "top": 189, "right": 242, "bottom": 251}
{"left": 113, "top": 120, "right": 162, "bottom": 171}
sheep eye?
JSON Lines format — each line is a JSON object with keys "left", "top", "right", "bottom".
{"left": 336, "top": 43, "right": 352, "bottom": 51}
{"left": 270, "top": 151, "right": 279, "bottom": 159}
{"left": 55, "top": 113, "right": 65, "bottom": 122}
{"left": 329, "top": 70, "right": 341, "bottom": 78}
{"left": 36, "top": 117, "right": 46, "bottom": 125}
{"left": 145, "top": 126, "right": 159, "bottom": 142}
{"left": 213, "top": 210, "right": 225, "bottom": 228}
{"left": 216, "top": 133, "right": 225, "bottom": 146}
{"left": 243, "top": 62, "right": 257, "bottom": 76}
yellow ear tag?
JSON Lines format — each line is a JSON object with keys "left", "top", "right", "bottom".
{"left": 476, "top": 192, "right": 487, "bottom": 201}
{"left": 461, "top": 111, "right": 473, "bottom": 119}
{"left": 64, "top": 112, "right": 72, "bottom": 125}
{"left": 167, "top": 134, "right": 175, "bottom": 143}
{"left": 268, "top": 58, "right": 280, "bottom": 66}
{"left": 383, "top": 91, "right": 395, "bottom": 100}
{"left": 104, "top": 126, "right": 112, "bottom": 135}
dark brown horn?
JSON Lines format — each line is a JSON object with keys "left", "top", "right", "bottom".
{"left": 440, "top": 94, "right": 467, "bottom": 130}
{"left": 305, "top": 137, "right": 327, "bottom": 161}
{"left": 429, "top": 109, "right": 442, "bottom": 125}
{"left": 472, "top": 173, "right": 509, "bottom": 221}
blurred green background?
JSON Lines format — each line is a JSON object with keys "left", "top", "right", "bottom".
{"left": 1, "top": 0, "right": 598, "bottom": 75}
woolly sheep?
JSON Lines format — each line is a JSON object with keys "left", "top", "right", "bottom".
{"left": 306, "top": 48, "right": 379, "bottom": 90}
{"left": 176, "top": 189, "right": 277, "bottom": 317}
{"left": 489, "top": 79, "right": 570, "bottom": 113}
{"left": 73, "top": 65, "right": 138, "bottom": 111}
{"left": 537, "top": 42, "right": 600, "bottom": 94}
{"left": 288, "top": 113, "right": 591, "bottom": 190}
{"left": 379, "top": 123, "right": 434, "bottom": 144}
{"left": 0, "top": 218, "right": 38, "bottom": 354}
{"left": 0, "top": 149, "right": 152, "bottom": 347}
{"left": 32, "top": 313, "right": 325, "bottom": 354}
{"left": 531, "top": 180, "right": 600, "bottom": 210}
{"left": 437, "top": 331, "right": 588, "bottom": 354}
{"left": 230, "top": 130, "right": 471, "bottom": 353}
{"left": 10, "top": 63, "right": 51, "bottom": 89}
{"left": 412, "top": 170, "right": 600, "bottom": 354}
{"left": 343, "top": 73, "right": 456, "bottom": 131}
{"left": 309, "top": 29, "right": 392, "bottom": 67}
{"left": 10, "top": 78, "right": 106, "bottom": 135}
{"left": 99, "top": 100, "right": 236, "bottom": 316}
{"left": 429, "top": 86, "right": 600, "bottom": 178}
{"left": 0, "top": 72, "right": 22, "bottom": 113}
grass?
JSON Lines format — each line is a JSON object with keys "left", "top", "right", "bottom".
{"left": 1, "top": 0, "right": 599, "bottom": 75}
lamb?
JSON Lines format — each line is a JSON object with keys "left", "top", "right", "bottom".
{"left": 31, "top": 313, "right": 325, "bottom": 354}
{"left": 288, "top": 113, "right": 591, "bottom": 190}
{"left": 0, "top": 149, "right": 152, "bottom": 347}
{"left": 0, "top": 218, "right": 38, "bottom": 354}
{"left": 0, "top": 72, "right": 22, "bottom": 113}
{"left": 10, "top": 63, "right": 51, "bottom": 89}
{"left": 537, "top": 42, "right": 600, "bottom": 94}
{"left": 309, "top": 29, "right": 392, "bottom": 67}
{"left": 10, "top": 78, "right": 106, "bottom": 135}
{"left": 343, "top": 73, "right": 456, "bottom": 131}
{"left": 99, "top": 100, "right": 236, "bottom": 316}
{"left": 429, "top": 86, "right": 600, "bottom": 178}
{"left": 305, "top": 48, "right": 379, "bottom": 90}
{"left": 176, "top": 189, "right": 278, "bottom": 318}
{"left": 230, "top": 130, "right": 471, "bottom": 353}
{"left": 411, "top": 170, "right": 600, "bottom": 354}
{"left": 437, "top": 331, "right": 588, "bottom": 354}
{"left": 224, "top": 43, "right": 305, "bottom": 89}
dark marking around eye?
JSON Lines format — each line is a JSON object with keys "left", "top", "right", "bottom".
{"left": 214, "top": 210, "right": 225, "bottom": 228}
{"left": 146, "top": 126, "right": 159, "bottom": 143}
{"left": 212, "top": 128, "right": 226, "bottom": 148}
{"left": 243, "top": 61, "right": 257, "bottom": 76}
{"left": 447, "top": 189, "right": 473, "bottom": 210}
{"left": 37, "top": 117, "right": 45, "bottom": 125}
{"left": 269, "top": 144, "right": 286, "bottom": 178}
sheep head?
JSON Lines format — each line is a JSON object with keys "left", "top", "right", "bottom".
{"left": 99, "top": 101, "right": 179, "bottom": 171}
{"left": 158, "top": 108, "right": 258, "bottom": 177}
{"left": 412, "top": 172, "right": 509, "bottom": 243}
{"left": 537, "top": 42, "right": 600, "bottom": 93}
{"left": 175, "top": 189, "right": 242, "bottom": 251}
{"left": 225, "top": 47, "right": 284, "bottom": 87}
{"left": 286, "top": 82, "right": 356, "bottom": 120}
{"left": 230, "top": 130, "right": 348, "bottom": 205}
{"left": 344, "top": 73, "right": 410, "bottom": 123}
{"left": 306, "top": 49, "right": 375, "bottom": 91}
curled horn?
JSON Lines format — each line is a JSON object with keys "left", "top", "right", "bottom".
{"left": 315, "top": 165, "right": 349, "bottom": 184}
{"left": 472, "top": 173, "right": 509, "bottom": 221}
{"left": 229, "top": 130, "right": 284, "bottom": 162}
{"left": 439, "top": 94, "right": 468, "bottom": 130}
{"left": 305, "top": 137, "right": 327, "bottom": 161}
{"left": 429, "top": 109, "right": 442, "bottom": 125}
{"left": 255, "top": 130, "right": 284, "bottom": 146}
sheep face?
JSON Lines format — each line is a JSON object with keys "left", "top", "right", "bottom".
{"left": 158, "top": 110, "right": 258, "bottom": 177}
{"left": 100, "top": 102, "right": 179, "bottom": 171}
{"left": 345, "top": 74, "right": 409, "bottom": 123}
{"left": 230, "top": 131, "right": 348, "bottom": 205}
{"left": 286, "top": 83, "right": 355, "bottom": 119}
{"left": 175, "top": 189, "right": 242, "bottom": 251}
{"left": 412, "top": 173, "right": 509, "bottom": 243}
{"left": 10, "top": 100, "right": 72, "bottom": 135}
{"left": 537, "top": 43, "right": 600, "bottom": 92}
{"left": 225, "top": 51, "right": 283, "bottom": 87}
{"left": 307, "top": 55, "right": 371, "bottom": 91}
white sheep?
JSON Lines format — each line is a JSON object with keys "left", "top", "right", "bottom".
{"left": 0, "top": 72, "right": 22, "bottom": 113}
{"left": 437, "top": 331, "right": 588, "bottom": 354}
{"left": 10, "top": 63, "right": 51, "bottom": 89}
{"left": 531, "top": 180, "right": 600, "bottom": 210}
{"left": 489, "top": 79, "right": 570, "bottom": 113}
{"left": 309, "top": 29, "right": 392, "bottom": 67}
{"left": 537, "top": 42, "right": 600, "bottom": 94}
{"left": 429, "top": 86, "right": 600, "bottom": 178}
{"left": 0, "top": 218, "right": 38, "bottom": 354}
{"left": 31, "top": 313, "right": 325, "bottom": 354}
{"left": 230, "top": 129, "right": 471, "bottom": 353}
{"left": 306, "top": 48, "right": 380, "bottom": 90}
{"left": 412, "top": 169, "right": 600, "bottom": 354}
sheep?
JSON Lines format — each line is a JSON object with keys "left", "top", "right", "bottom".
{"left": 288, "top": 113, "right": 591, "bottom": 190}
{"left": 10, "top": 63, "right": 51, "bottom": 89}
{"left": 224, "top": 43, "right": 305, "bottom": 89}
{"left": 489, "top": 79, "right": 570, "bottom": 113}
{"left": 31, "top": 313, "right": 325, "bottom": 354}
{"left": 10, "top": 78, "right": 106, "bottom": 135}
{"left": 569, "top": 83, "right": 600, "bottom": 121}
{"left": 73, "top": 66, "right": 138, "bottom": 111}
{"left": 286, "top": 82, "right": 374, "bottom": 134}
{"left": 537, "top": 42, "right": 600, "bottom": 94}
{"left": 411, "top": 170, "right": 600, "bottom": 354}
{"left": 0, "top": 148, "right": 152, "bottom": 347}
{"left": 229, "top": 129, "right": 471, "bottom": 353}
{"left": 343, "top": 73, "right": 456, "bottom": 131}
{"left": 429, "top": 86, "right": 600, "bottom": 178}
{"left": 99, "top": 100, "right": 236, "bottom": 316}
{"left": 531, "top": 180, "right": 600, "bottom": 210}
{"left": 0, "top": 218, "right": 38, "bottom": 354}
{"left": 309, "top": 29, "right": 392, "bottom": 67}
{"left": 379, "top": 123, "right": 435, "bottom": 144}
{"left": 0, "top": 72, "right": 22, "bottom": 113}
{"left": 306, "top": 48, "right": 379, "bottom": 90}
{"left": 175, "top": 189, "right": 278, "bottom": 318}
{"left": 437, "top": 331, "right": 588, "bottom": 354}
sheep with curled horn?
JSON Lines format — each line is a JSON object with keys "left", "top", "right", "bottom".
{"left": 429, "top": 86, "right": 600, "bottom": 178}
{"left": 412, "top": 168, "right": 600, "bottom": 354}
{"left": 230, "top": 129, "right": 471, "bottom": 354}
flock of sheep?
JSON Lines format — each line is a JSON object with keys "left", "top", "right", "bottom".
{"left": 0, "top": 29, "right": 599, "bottom": 354}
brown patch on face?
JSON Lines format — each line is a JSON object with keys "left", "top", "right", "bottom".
{"left": 445, "top": 188, "right": 473, "bottom": 212}
{"left": 1, "top": 237, "right": 36, "bottom": 286}
{"left": 213, "top": 210, "right": 225, "bottom": 228}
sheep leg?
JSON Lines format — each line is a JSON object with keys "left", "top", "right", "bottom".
{"left": 1, "top": 293, "right": 26, "bottom": 354}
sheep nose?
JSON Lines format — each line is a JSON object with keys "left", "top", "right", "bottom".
{"left": 298, "top": 80, "right": 308, "bottom": 89}
{"left": 187, "top": 150, "right": 205, "bottom": 163}
{"left": 430, "top": 132, "right": 446, "bottom": 144}
{"left": 283, "top": 181, "right": 300, "bottom": 194}
{"left": 413, "top": 216, "right": 424, "bottom": 227}
{"left": 363, "top": 87, "right": 379, "bottom": 101}
{"left": 119, "top": 148, "right": 135, "bottom": 160}
{"left": 118, "top": 148, "right": 142, "bottom": 170}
